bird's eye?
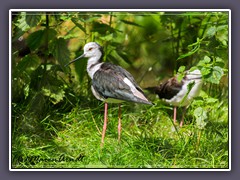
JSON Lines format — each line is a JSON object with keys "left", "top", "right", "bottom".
{"left": 88, "top": 48, "right": 93, "bottom": 51}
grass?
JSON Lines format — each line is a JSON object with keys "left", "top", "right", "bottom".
{"left": 11, "top": 92, "right": 229, "bottom": 169}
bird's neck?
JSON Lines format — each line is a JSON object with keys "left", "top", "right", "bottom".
{"left": 87, "top": 56, "right": 103, "bottom": 79}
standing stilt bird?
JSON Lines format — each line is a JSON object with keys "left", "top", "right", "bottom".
{"left": 65, "top": 42, "right": 152, "bottom": 146}
{"left": 146, "top": 69, "right": 203, "bottom": 127}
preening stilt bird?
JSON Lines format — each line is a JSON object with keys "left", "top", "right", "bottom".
{"left": 146, "top": 69, "right": 203, "bottom": 127}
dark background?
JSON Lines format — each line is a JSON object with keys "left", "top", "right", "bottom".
{"left": 1, "top": 0, "right": 239, "bottom": 179}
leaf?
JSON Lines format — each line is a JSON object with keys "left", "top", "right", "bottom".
{"left": 26, "top": 29, "right": 57, "bottom": 51}
{"left": 42, "top": 86, "right": 65, "bottom": 104}
{"left": 120, "top": 19, "right": 143, "bottom": 27}
{"left": 200, "top": 67, "right": 211, "bottom": 76}
{"left": 43, "top": 28, "right": 58, "bottom": 42}
{"left": 49, "top": 38, "right": 71, "bottom": 67}
{"left": 177, "top": 43, "right": 200, "bottom": 60}
{"left": 205, "top": 66, "right": 224, "bottom": 84}
{"left": 25, "top": 13, "right": 42, "bottom": 27}
{"left": 26, "top": 30, "right": 45, "bottom": 51}
{"left": 178, "top": 66, "right": 186, "bottom": 73}
{"left": 91, "top": 22, "right": 118, "bottom": 35}
{"left": 176, "top": 74, "right": 184, "bottom": 82}
{"left": 176, "top": 66, "right": 186, "bottom": 82}
{"left": 16, "top": 12, "right": 30, "bottom": 32}
{"left": 197, "top": 56, "right": 212, "bottom": 67}
{"left": 215, "top": 57, "right": 225, "bottom": 68}
{"left": 99, "top": 33, "right": 114, "bottom": 41}
{"left": 189, "top": 66, "right": 199, "bottom": 72}
{"left": 203, "top": 56, "right": 211, "bottom": 63}
{"left": 194, "top": 107, "right": 208, "bottom": 129}
{"left": 204, "top": 26, "right": 216, "bottom": 38}
{"left": 16, "top": 54, "right": 41, "bottom": 74}
{"left": 71, "top": 18, "right": 86, "bottom": 33}
{"left": 206, "top": 97, "right": 218, "bottom": 104}
{"left": 216, "top": 25, "right": 228, "bottom": 46}
{"left": 62, "top": 33, "right": 80, "bottom": 40}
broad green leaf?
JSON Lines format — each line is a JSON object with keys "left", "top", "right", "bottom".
{"left": 216, "top": 25, "right": 228, "bottom": 32}
{"left": 197, "top": 56, "right": 212, "bottom": 67}
{"left": 43, "top": 28, "right": 58, "bottom": 42}
{"left": 216, "top": 57, "right": 224, "bottom": 63}
{"left": 42, "top": 86, "right": 65, "bottom": 104}
{"left": 26, "top": 29, "right": 57, "bottom": 51}
{"left": 73, "top": 55, "right": 87, "bottom": 82}
{"left": 178, "top": 66, "right": 186, "bottom": 73}
{"left": 200, "top": 67, "right": 211, "bottom": 76}
{"left": 189, "top": 66, "right": 198, "bottom": 72}
{"left": 91, "top": 22, "right": 119, "bottom": 35}
{"left": 203, "top": 56, "right": 211, "bottom": 63}
{"left": 194, "top": 107, "right": 208, "bottom": 129}
{"left": 49, "top": 38, "right": 71, "bottom": 67}
{"left": 176, "top": 66, "right": 186, "bottom": 82}
{"left": 215, "top": 25, "right": 228, "bottom": 46}
{"left": 26, "top": 30, "right": 45, "bottom": 51}
{"left": 99, "top": 33, "right": 114, "bottom": 41}
{"left": 25, "top": 13, "right": 42, "bottom": 27}
{"left": 176, "top": 74, "right": 184, "bottom": 82}
{"left": 16, "top": 12, "right": 30, "bottom": 32}
{"left": 206, "top": 97, "right": 218, "bottom": 104}
{"left": 16, "top": 54, "right": 41, "bottom": 74}
{"left": 205, "top": 66, "right": 224, "bottom": 84}
{"left": 215, "top": 57, "right": 225, "bottom": 68}
{"left": 204, "top": 26, "right": 216, "bottom": 38}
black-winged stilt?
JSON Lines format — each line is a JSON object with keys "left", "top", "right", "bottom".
{"left": 147, "top": 69, "right": 203, "bottom": 127}
{"left": 65, "top": 42, "right": 152, "bottom": 146}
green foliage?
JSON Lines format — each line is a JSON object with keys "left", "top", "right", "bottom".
{"left": 25, "top": 12, "right": 42, "bottom": 27}
{"left": 11, "top": 11, "right": 229, "bottom": 169}
{"left": 49, "top": 38, "right": 71, "bottom": 67}
{"left": 194, "top": 107, "right": 208, "bottom": 129}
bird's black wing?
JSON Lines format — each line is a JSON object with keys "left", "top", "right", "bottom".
{"left": 92, "top": 62, "right": 150, "bottom": 104}
{"left": 153, "top": 77, "right": 183, "bottom": 100}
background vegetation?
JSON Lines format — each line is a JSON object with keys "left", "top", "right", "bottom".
{"left": 11, "top": 11, "right": 229, "bottom": 169}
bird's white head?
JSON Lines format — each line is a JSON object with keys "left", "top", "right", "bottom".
{"left": 65, "top": 42, "right": 103, "bottom": 67}
{"left": 83, "top": 42, "right": 103, "bottom": 58}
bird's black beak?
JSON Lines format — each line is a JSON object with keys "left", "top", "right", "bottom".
{"left": 65, "top": 53, "right": 85, "bottom": 67}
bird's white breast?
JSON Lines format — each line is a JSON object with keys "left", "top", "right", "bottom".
{"left": 87, "top": 57, "right": 103, "bottom": 79}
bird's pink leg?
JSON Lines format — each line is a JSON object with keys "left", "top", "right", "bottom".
{"left": 180, "top": 107, "right": 187, "bottom": 127}
{"left": 118, "top": 104, "right": 122, "bottom": 143}
{"left": 101, "top": 102, "right": 108, "bottom": 147}
{"left": 173, "top": 106, "right": 177, "bottom": 125}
